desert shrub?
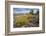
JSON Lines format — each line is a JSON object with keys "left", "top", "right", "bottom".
{"left": 13, "top": 14, "right": 33, "bottom": 27}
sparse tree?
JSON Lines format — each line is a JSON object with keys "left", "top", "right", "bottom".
{"left": 29, "top": 9, "right": 33, "bottom": 15}
{"left": 37, "top": 10, "right": 39, "bottom": 14}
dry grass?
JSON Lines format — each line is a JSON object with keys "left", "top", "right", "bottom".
{"left": 14, "top": 14, "right": 33, "bottom": 27}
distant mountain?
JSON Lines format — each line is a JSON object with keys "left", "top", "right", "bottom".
{"left": 13, "top": 13, "right": 29, "bottom": 16}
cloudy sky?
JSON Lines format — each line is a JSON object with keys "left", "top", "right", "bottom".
{"left": 13, "top": 8, "right": 39, "bottom": 14}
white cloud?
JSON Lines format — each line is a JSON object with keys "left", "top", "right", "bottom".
{"left": 33, "top": 9, "right": 37, "bottom": 14}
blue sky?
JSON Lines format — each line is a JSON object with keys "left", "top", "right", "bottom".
{"left": 13, "top": 8, "right": 39, "bottom": 14}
